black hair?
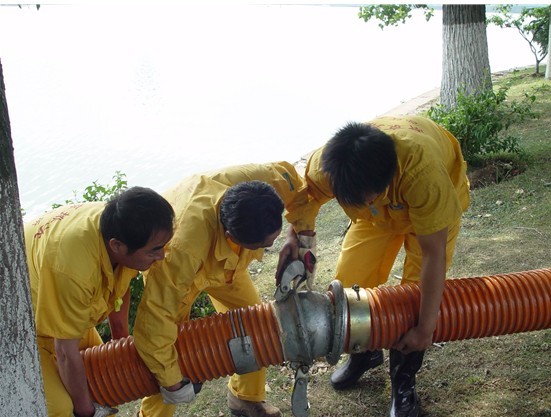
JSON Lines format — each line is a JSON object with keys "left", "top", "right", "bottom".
{"left": 321, "top": 122, "right": 397, "bottom": 206}
{"left": 219, "top": 180, "right": 284, "bottom": 245}
{"left": 100, "top": 186, "right": 174, "bottom": 253}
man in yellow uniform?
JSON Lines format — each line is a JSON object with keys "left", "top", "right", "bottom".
{"left": 133, "top": 162, "right": 310, "bottom": 417}
{"left": 25, "top": 187, "right": 174, "bottom": 417}
{"left": 280, "top": 115, "right": 470, "bottom": 417}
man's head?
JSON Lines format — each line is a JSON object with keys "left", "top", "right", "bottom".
{"left": 220, "top": 180, "right": 284, "bottom": 250}
{"left": 100, "top": 186, "right": 175, "bottom": 270}
{"left": 322, "top": 121, "right": 397, "bottom": 206}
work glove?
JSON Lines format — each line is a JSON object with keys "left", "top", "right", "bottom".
{"left": 297, "top": 233, "right": 317, "bottom": 290}
{"left": 93, "top": 403, "right": 118, "bottom": 417}
{"left": 160, "top": 378, "right": 202, "bottom": 405}
{"left": 73, "top": 402, "right": 118, "bottom": 417}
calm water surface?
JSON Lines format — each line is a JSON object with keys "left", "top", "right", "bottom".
{"left": 0, "top": 5, "right": 534, "bottom": 219}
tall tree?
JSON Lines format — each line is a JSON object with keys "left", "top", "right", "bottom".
{"left": 546, "top": 8, "right": 551, "bottom": 80}
{"left": 358, "top": 4, "right": 492, "bottom": 108}
{"left": 488, "top": 5, "right": 550, "bottom": 75}
{"left": 0, "top": 59, "right": 48, "bottom": 416}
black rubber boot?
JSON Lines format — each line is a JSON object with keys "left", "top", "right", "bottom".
{"left": 330, "top": 350, "right": 384, "bottom": 390}
{"left": 389, "top": 349, "right": 425, "bottom": 417}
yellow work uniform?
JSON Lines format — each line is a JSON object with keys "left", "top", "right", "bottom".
{"left": 287, "top": 115, "right": 470, "bottom": 287}
{"left": 134, "top": 162, "right": 308, "bottom": 417}
{"left": 24, "top": 203, "right": 138, "bottom": 417}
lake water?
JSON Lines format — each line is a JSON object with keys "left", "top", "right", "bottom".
{"left": 0, "top": 4, "right": 535, "bottom": 219}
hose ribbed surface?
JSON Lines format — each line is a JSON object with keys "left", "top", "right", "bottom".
{"left": 82, "top": 303, "right": 284, "bottom": 406}
{"left": 175, "top": 303, "right": 284, "bottom": 382}
{"left": 82, "top": 336, "right": 158, "bottom": 405}
{"left": 364, "top": 268, "right": 551, "bottom": 351}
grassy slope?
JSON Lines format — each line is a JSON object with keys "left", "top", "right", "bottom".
{"left": 120, "top": 68, "right": 551, "bottom": 417}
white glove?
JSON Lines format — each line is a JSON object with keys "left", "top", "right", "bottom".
{"left": 160, "top": 379, "right": 197, "bottom": 404}
{"left": 298, "top": 234, "right": 317, "bottom": 290}
{"left": 92, "top": 402, "right": 118, "bottom": 417}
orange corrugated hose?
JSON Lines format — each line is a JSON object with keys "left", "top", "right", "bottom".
{"left": 83, "top": 336, "right": 158, "bottom": 406}
{"left": 82, "top": 302, "right": 283, "bottom": 406}
{"left": 82, "top": 268, "right": 551, "bottom": 407}
{"left": 174, "top": 302, "right": 284, "bottom": 382}
{"left": 363, "top": 268, "right": 551, "bottom": 351}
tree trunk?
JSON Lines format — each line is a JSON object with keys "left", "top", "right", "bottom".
{"left": 441, "top": 5, "right": 493, "bottom": 108}
{"left": 0, "top": 59, "right": 48, "bottom": 416}
{"left": 546, "top": 11, "right": 551, "bottom": 80}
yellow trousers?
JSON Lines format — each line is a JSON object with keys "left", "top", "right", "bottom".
{"left": 139, "top": 271, "right": 266, "bottom": 417}
{"left": 38, "top": 329, "right": 103, "bottom": 417}
{"left": 336, "top": 218, "right": 461, "bottom": 288}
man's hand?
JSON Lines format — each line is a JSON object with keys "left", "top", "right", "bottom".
{"left": 275, "top": 227, "right": 300, "bottom": 285}
{"left": 297, "top": 233, "right": 317, "bottom": 289}
{"left": 55, "top": 338, "right": 96, "bottom": 417}
{"left": 392, "top": 326, "right": 434, "bottom": 354}
{"left": 275, "top": 226, "right": 315, "bottom": 286}
{"left": 394, "top": 227, "right": 448, "bottom": 355}
{"left": 73, "top": 402, "right": 118, "bottom": 417}
{"left": 160, "top": 379, "right": 198, "bottom": 404}
{"left": 92, "top": 402, "right": 118, "bottom": 417}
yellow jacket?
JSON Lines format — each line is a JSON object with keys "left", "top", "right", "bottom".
{"left": 24, "top": 203, "right": 138, "bottom": 349}
{"left": 133, "top": 162, "right": 308, "bottom": 386}
{"left": 287, "top": 115, "right": 470, "bottom": 235}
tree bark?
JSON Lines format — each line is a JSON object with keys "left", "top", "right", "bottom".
{"left": 441, "top": 5, "right": 493, "bottom": 108}
{"left": 0, "top": 59, "right": 48, "bottom": 416}
{"left": 546, "top": 10, "right": 551, "bottom": 80}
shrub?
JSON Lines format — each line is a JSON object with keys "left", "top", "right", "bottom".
{"left": 190, "top": 291, "right": 217, "bottom": 319}
{"left": 51, "top": 171, "right": 128, "bottom": 208}
{"left": 427, "top": 86, "right": 538, "bottom": 163}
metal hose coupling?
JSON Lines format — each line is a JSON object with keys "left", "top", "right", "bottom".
{"left": 272, "top": 260, "right": 347, "bottom": 416}
{"left": 272, "top": 265, "right": 551, "bottom": 416}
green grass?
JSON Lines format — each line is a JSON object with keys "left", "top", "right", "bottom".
{"left": 118, "top": 67, "right": 551, "bottom": 417}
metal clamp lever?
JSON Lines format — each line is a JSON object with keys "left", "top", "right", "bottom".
{"left": 291, "top": 365, "right": 310, "bottom": 417}
{"left": 274, "top": 259, "right": 306, "bottom": 302}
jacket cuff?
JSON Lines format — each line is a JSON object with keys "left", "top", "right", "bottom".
{"left": 156, "top": 364, "right": 184, "bottom": 388}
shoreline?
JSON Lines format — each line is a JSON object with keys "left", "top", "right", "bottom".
{"left": 294, "top": 64, "right": 533, "bottom": 174}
